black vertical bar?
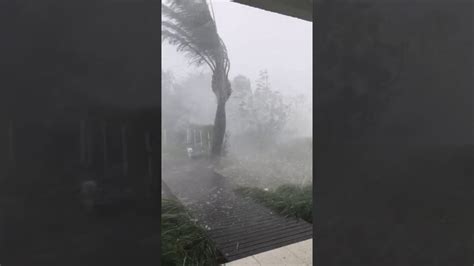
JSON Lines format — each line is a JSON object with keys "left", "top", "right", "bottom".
{"left": 121, "top": 124, "right": 128, "bottom": 176}
{"left": 8, "top": 120, "right": 14, "bottom": 166}
{"left": 102, "top": 121, "right": 107, "bottom": 176}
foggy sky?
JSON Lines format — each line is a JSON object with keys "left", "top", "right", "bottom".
{"left": 162, "top": 0, "right": 312, "bottom": 98}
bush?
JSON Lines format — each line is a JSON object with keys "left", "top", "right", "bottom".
{"left": 161, "top": 199, "right": 218, "bottom": 266}
{"left": 235, "top": 184, "right": 312, "bottom": 223}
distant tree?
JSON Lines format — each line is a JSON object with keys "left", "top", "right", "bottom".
{"left": 227, "top": 75, "right": 252, "bottom": 135}
{"left": 162, "top": 0, "right": 231, "bottom": 157}
{"left": 232, "top": 75, "right": 252, "bottom": 98}
{"left": 240, "top": 70, "right": 290, "bottom": 149}
{"left": 284, "top": 94, "right": 312, "bottom": 138}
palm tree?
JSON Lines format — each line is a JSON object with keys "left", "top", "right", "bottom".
{"left": 162, "top": 0, "right": 231, "bottom": 157}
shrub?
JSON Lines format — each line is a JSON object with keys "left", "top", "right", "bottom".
{"left": 161, "top": 199, "right": 218, "bottom": 265}
{"left": 235, "top": 184, "right": 312, "bottom": 223}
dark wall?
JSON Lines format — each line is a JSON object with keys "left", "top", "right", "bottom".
{"left": 315, "top": 1, "right": 473, "bottom": 265}
{"left": 0, "top": 1, "right": 160, "bottom": 172}
{"left": 375, "top": 2, "right": 473, "bottom": 146}
{"left": 316, "top": 0, "right": 472, "bottom": 149}
{"left": 0, "top": 0, "right": 160, "bottom": 122}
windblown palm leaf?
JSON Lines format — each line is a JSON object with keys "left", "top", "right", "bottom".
{"left": 162, "top": 0, "right": 230, "bottom": 75}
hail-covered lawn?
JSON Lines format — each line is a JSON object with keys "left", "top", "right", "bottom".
{"left": 217, "top": 137, "right": 312, "bottom": 189}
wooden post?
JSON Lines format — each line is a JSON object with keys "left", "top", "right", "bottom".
{"left": 8, "top": 121, "right": 14, "bottom": 165}
{"left": 80, "top": 120, "right": 86, "bottom": 165}
{"left": 102, "top": 121, "right": 107, "bottom": 176}
{"left": 207, "top": 131, "right": 211, "bottom": 152}
{"left": 121, "top": 124, "right": 128, "bottom": 176}
{"left": 199, "top": 130, "right": 203, "bottom": 147}
{"left": 186, "top": 128, "right": 190, "bottom": 145}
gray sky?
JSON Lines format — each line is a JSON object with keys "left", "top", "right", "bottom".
{"left": 162, "top": 0, "right": 312, "bottom": 98}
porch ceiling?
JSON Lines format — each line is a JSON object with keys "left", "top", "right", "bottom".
{"left": 232, "top": 0, "right": 313, "bottom": 22}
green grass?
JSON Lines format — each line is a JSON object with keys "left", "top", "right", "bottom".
{"left": 161, "top": 199, "right": 218, "bottom": 266}
{"left": 235, "top": 184, "right": 312, "bottom": 223}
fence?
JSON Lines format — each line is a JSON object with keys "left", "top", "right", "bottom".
{"left": 162, "top": 124, "right": 214, "bottom": 157}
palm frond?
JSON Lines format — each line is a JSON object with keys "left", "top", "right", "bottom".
{"left": 162, "top": 21, "right": 215, "bottom": 69}
{"left": 162, "top": 0, "right": 229, "bottom": 74}
{"left": 162, "top": 29, "right": 216, "bottom": 70}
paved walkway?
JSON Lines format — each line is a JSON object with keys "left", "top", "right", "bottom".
{"left": 162, "top": 158, "right": 313, "bottom": 263}
{"left": 225, "top": 239, "right": 312, "bottom": 265}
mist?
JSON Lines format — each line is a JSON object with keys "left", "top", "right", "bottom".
{"left": 162, "top": 0, "right": 312, "bottom": 148}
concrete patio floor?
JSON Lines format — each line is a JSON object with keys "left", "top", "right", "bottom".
{"left": 224, "top": 239, "right": 312, "bottom": 265}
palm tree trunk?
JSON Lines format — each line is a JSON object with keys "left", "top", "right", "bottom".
{"left": 211, "top": 100, "right": 226, "bottom": 157}
{"left": 210, "top": 64, "right": 231, "bottom": 157}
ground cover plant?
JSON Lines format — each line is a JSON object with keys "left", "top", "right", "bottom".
{"left": 161, "top": 199, "right": 219, "bottom": 266}
{"left": 235, "top": 184, "right": 312, "bottom": 223}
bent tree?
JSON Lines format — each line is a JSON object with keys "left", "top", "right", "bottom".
{"left": 162, "top": 0, "right": 231, "bottom": 157}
